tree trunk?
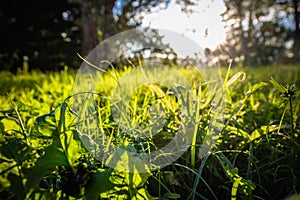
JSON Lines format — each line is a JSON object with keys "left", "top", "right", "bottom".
{"left": 81, "top": 0, "right": 99, "bottom": 57}
{"left": 100, "top": 0, "right": 116, "bottom": 40}
{"left": 237, "top": 1, "right": 248, "bottom": 66}
{"left": 293, "top": 0, "right": 300, "bottom": 59}
{"left": 248, "top": 2, "right": 254, "bottom": 64}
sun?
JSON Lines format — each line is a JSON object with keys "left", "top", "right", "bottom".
{"left": 141, "top": 0, "right": 226, "bottom": 56}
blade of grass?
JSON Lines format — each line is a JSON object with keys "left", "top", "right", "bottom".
{"left": 191, "top": 84, "right": 202, "bottom": 168}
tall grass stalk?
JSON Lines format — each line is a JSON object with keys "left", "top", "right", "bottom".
{"left": 191, "top": 84, "right": 202, "bottom": 168}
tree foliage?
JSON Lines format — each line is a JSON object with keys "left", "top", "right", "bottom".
{"left": 220, "top": 0, "right": 299, "bottom": 66}
{"left": 0, "top": 0, "right": 81, "bottom": 71}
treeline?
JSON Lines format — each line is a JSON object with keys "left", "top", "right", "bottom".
{"left": 0, "top": 0, "right": 299, "bottom": 71}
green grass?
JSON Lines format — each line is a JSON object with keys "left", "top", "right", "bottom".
{"left": 0, "top": 65, "right": 299, "bottom": 199}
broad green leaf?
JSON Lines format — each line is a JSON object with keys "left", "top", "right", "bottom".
{"left": 59, "top": 130, "right": 86, "bottom": 167}
{"left": 0, "top": 138, "right": 33, "bottom": 163}
{"left": 101, "top": 146, "right": 152, "bottom": 199}
{"left": 54, "top": 102, "right": 74, "bottom": 134}
{"left": 26, "top": 140, "right": 69, "bottom": 189}
{"left": 105, "top": 148, "right": 151, "bottom": 177}
{"left": 85, "top": 169, "right": 114, "bottom": 199}
{"left": 79, "top": 132, "right": 97, "bottom": 153}
{"left": 0, "top": 118, "right": 22, "bottom": 134}
{"left": 31, "top": 112, "right": 56, "bottom": 138}
{"left": 32, "top": 102, "right": 86, "bottom": 168}
{"left": 8, "top": 173, "right": 26, "bottom": 200}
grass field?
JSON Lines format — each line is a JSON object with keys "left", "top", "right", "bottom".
{"left": 0, "top": 65, "right": 299, "bottom": 199}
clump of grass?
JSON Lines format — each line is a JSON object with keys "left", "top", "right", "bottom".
{"left": 0, "top": 65, "right": 299, "bottom": 199}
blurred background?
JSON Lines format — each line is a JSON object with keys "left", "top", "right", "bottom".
{"left": 0, "top": 0, "right": 299, "bottom": 71}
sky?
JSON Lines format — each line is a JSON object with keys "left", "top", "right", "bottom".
{"left": 140, "top": 0, "right": 227, "bottom": 57}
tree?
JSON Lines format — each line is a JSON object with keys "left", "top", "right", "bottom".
{"left": 293, "top": 0, "right": 300, "bottom": 55}
{"left": 221, "top": 0, "right": 254, "bottom": 66}
{"left": 0, "top": 0, "right": 81, "bottom": 71}
{"left": 79, "top": 0, "right": 169, "bottom": 57}
{"left": 221, "top": 0, "right": 299, "bottom": 66}
{"left": 275, "top": 0, "right": 299, "bottom": 58}
{"left": 81, "top": 0, "right": 99, "bottom": 57}
{"left": 79, "top": 0, "right": 178, "bottom": 67}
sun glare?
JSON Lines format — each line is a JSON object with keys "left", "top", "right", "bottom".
{"left": 141, "top": 0, "right": 226, "bottom": 57}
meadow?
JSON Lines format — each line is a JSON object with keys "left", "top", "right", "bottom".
{"left": 0, "top": 64, "right": 299, "bottom": 199}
